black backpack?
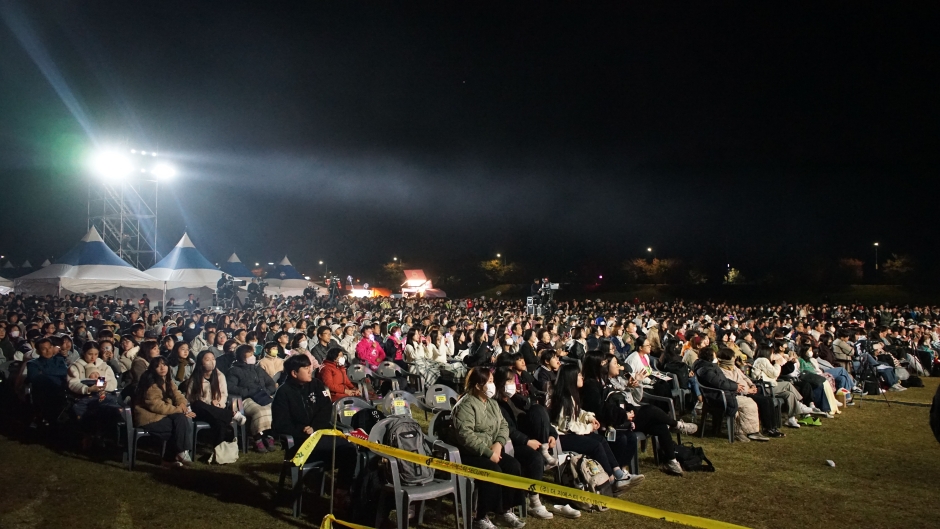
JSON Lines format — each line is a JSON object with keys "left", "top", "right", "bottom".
{"left": 600, "top": 388, "right": 634, "bottom": 429}
{"left": 381, "top": 416, "right": 435, "bottom": 486}
{"left": 351, "top": 408, "right": 386, "bottom": 434}
{"left": 674, "top": 442, "right": 715, "bottom": 472}
{"left": 901, "top": 375, "right": 924, "bottom": 388}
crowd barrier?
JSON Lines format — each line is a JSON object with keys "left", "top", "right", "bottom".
{"left": 295, "top": 429, "right": 752, "bottom": 529}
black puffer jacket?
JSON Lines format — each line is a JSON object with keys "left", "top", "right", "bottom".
{"left": 227, "top": 360, "right": 276, "bottom": 399}
{"left": 693, "top": 359, "right": 739, "bottom": 414}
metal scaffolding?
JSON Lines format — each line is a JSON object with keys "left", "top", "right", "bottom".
{"left": 87, "top": 179, "right": 160, "bottom": 270}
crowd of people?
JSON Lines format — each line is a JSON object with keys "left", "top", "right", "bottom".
{"left": 0, "top": 291, "right": 935, "bottom": 526}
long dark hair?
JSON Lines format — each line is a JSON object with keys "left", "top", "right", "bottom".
{"left": 581, "top": 350, "right": 607, "bottom": 382}
{"left": 494, "top": 366, "right": 515, "bottom": 400}
{"left": 548, "top": 363, "right": 582, "bottom": 424}
{"left": 186, "top": 350, "right": 222, "bottom": 404}
{"left": 463, "top": 366, "right": 491, "bottom": 396}
{"left": 136, "top": 356, "right": 174, "bottom": 403}
{"left": 167, "top": 340, "right": 191, "bottom": 367}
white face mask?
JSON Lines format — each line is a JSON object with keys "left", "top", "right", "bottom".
{"left": 245, "top": 355, "right": 257, "bottom": 365}
{"left": 394, "top": 331, "right": 401, "bottom": 339}
{"left": 484, "top": 382, "right": 496, "bottom": 399}
{"left": 368, "top": 334, "right": 375, "bottom": 342}
{"left": 287, "top": 328, "right": 296, "bottom": 334}
{"left": 807, "top": 351, "right": 813, "bottom": 358}
{"left": 188, "top": 323, "right": 196, "bottom": 329}
{"left": 249, "top": 341, "right": 258, "bottom": 346}
{"left": 337, "top": 356, "right": 346, "bottom": 366}
{"left": 504, "top": 383, "right": 516, "bottom": 397}
{"left": 10, "top": 331, "right": 19, "bottom": 338}
{"left": 488, "top": 328, "right": 496, "bottom": 336}
{"left": 299, "top": 341, "right": 308, "bottom": 349}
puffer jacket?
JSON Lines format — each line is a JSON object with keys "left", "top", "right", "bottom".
{"left": 67, "top": 358, "right": 118, "bottom": 396}
{"left": 134, "top": 381, "right": 187, "bottom": 428}
{"left": 226, "top": 360, "right": 276, "bottom": 399}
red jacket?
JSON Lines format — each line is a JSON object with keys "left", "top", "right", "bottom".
{"left": 356, "top": 337, "right": 386, "bottom": 370}
{"left": 318, "top": 360, "right": 356, "bottom": 402}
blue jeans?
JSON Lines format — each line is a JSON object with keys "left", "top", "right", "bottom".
{"left": 688, "top": 377, "right": 702, "bottom": 398}
{"left": 822, "top": 366, "right": 853, "bottom": 392}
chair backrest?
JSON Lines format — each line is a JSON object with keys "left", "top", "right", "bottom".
{"left": 334, "top": 396, "right": 375, "bottom": 427}
{"left": 382, "top": 390, "right": 418, "bottom": 417}
{"left": 427, "top": 409, "right": 455, "bottom": 441}
{"left": 376, "top": 361, "right": 402, "bottom": 379}
{"left": 347, "top": 363, "right": 371, "bottom": 383}
{"left": 425, "top": 384, "right": 460, "bottom": 411}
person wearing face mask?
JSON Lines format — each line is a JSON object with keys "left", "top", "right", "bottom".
{"left": 181, "top": 350, "right": 245, "bottom": 449}
{"left": 451, "top": 367, "right": 527, "bottom": 529}
{"left": 318, "top": 346, "right": 363, "bottom": 401}
{"left": 355, "top": 326, "right": 386, "bottom": 371}
{"left": 382, "top": 324, "right": 405, "bottom": 368}
{"left": 0, "top": 325, "right": 16, "bottom": 362}
{"left": 118, "top": 335, "right": 140, "bottom": 374}
{"left": 226, "top": 344, "right": 278, "bottom": 452}
{"left": 133, "top": 356, "right": 196, "bottom": 468}
{"left": 288, "top": 333, "right": 320, "bottom": 369}
{"left": 259, "top": 343, "right": 286, "bottom": 384}
{"left": 166, "top": 341, "right": 196, "bottom": 388}
{"left": 98, "top": 340, "right": 123, "bottom": 387}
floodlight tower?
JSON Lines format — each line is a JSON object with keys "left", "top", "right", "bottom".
{"left": 87, "top": 148, "right": 176, "bottom": 269}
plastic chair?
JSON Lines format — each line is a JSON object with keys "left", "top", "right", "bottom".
{"left": 346, "top": 363, "right": 373, "bottom": 399}
{"left": 419, "top": 384, "right": 460, "bottom": 412}
{"left": 121, "top": 406, "right": 169, "bottom": 470}
{"left": 374, "top": 361, "right": 406, "bottom": 391}
{"left": 193, "top": 398, "right": 247, "bottom": 455}
{"left": 380, "top": 390, "right": 422, "bottom": 417}
{"left": 628, "top": 393, "right": 679, "bottom": 474}
{"left": 368, "top": 417, "right": 461, "bottom": 529}
{"left": 697, "top": 385, "right": 735, "bottom": 443}
{"left": 334, "top": 396, "right": 375, "bottom": 430}
{"left": 276, "top": 434, "right": 326, "bottom": 518}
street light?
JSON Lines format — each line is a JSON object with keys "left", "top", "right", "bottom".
{"left": 874, "top": 242, "right": 879, "bottom": 270}
{"left": 319, "top": 260, "right": 327, "bottom": 278}
{"left": 496, "top": 253, "right": 505, "bottom": 266}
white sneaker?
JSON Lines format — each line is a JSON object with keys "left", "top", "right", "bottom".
{"left": 661, "top": 458, "right": 684, "bottom": 476}
{"left": 549, "top": 505, "right": 581, "bottom": 519}
{"left": 785, "top": 416, "right": 800, "bottom": 428}
{"left": 797, "top": 402, "right": 814, "bottom": 415}
{"left": 674, "top": 421, "right": 698, "bottom": 435}
{"left": 694, "top": 400, "right": 703, "bottom": 411}
{"left": 527, "top": 495, "right": 553, "bottom": 519}
{"left": 496, "top": 511, "right": 525, "bottom": 528}
{"left": 233, "top": 411, "right": 247, "bottom": 425}
{"left": 473, "top": 518, "right": 497, "bottom": 529}
{"left": 613, "top": 473, "right": 645, "bottom": 493}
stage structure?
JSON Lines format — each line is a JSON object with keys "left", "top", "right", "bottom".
{"left": 87, "top": 148, "right": 176, "bottom": 270}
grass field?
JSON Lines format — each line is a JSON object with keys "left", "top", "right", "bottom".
{"left": 2, "top": 379, "right": 939, "bottom": 529}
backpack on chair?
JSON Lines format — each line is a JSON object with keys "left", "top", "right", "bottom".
{"left": 381, "top": 416, "right": 435, "bottom": 486}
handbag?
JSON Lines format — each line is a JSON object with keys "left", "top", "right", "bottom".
{"left": 208, "top": 438, "right": 239, "bottom": 465}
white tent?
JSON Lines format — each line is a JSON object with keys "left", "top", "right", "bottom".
{"left": 14, "top": 227, "right": 161, "bottom": 297}
{"left": 265, "top": 256, "right": 323, "bottom": 297}
{"left": 0, "top": 274, "right": 12, "bottom": 295}
{"left": 146, "top": 233, "right": 223, "bottom": 305}
{"left": 221, "top": 253, "right": 254, "bottom": 280}
{"left": 40, "top": 259, "right": 51, "bottom": 268}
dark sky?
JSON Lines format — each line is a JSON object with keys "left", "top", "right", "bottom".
{"left": 1, "top": 1, "right": 938, "bottom": 281}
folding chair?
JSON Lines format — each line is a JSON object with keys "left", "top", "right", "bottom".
{"left": 697, "top": 384, "right": 735, "bottom": 443}
{"left": 368, "top": 418, "right": 461, "bottom": 529}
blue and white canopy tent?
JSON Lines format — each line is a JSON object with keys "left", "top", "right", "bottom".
{"left": 264, "top": 256, "right": 323, "bottom": 298}
{"left": 14, "top": 227, "right": 161, "bottom": 297}
{"left": 0, "top": 274, "right": 12, "bottom": 295}
{"left": 146, "top": 233, "right": 223, "bottom": 306}
{"left": 221, "top": 253, "right": 253, "bottom": 281}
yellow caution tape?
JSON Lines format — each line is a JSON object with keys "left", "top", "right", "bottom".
{"left": 296, "top": 429, "right": 750, "bottom": 529}
{"left": 320, "top": 513, "right": 374, "bottom": 529}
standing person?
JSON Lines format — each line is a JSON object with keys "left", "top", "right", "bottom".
{"left": 227, "top": 344, "right": 278, "bottom": 452}
{"left": 182, "top": 350, "right": 245, "bottom": 448}
{"left": 133, "top": 357, "right": 196, "bottom": 468}
{"left": 452, "top": 367, "right": 527, "bottom": 529}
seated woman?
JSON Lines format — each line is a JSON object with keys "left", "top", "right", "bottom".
{"left": 288, "top": 334, "right": 319, "bottom": 369}
{"left": 751, "top": 347, "right": 809, "bottom": 428}
{"left": 166, "top": 341, "right": 195, "bottom": 388}
{"left": 582, "top": 351, "right": 696, "bottom": 476}
{"left": 227, "top": 344, "right": 278, "bottom": 452}
{"left": 716, "top": 348, "right": 782, "bottom": 439}
{"left": 452, "top": 367, "right": 526, "bottom": 529}
{"left": 318, "top": 346, "right": 364, "bottom": 401}
{"left": 273, "top": 354, "right": 358, "bottom": 499}
{"left": 797, "top": 344, "right": 841, "bottom": 415}
{"left": 259, "top": 342, "right": 286, "bottom": 384}
{"left": 815, "top": 334, "right": 857, "bottom": 397}
{"left": 67, "top": 341, "right": 120, "bottom": 448}
{"left": 658, "top": 342, "right": 703, "bottom": 411}
{"left": 181, "top": 350, "right": 246, "bottom": 450}
{"left": 624, "top": 339, "right": 672, "bottom": 399}
{"left": 492, "top": 366, "right": 573, "bottom": 519}
{"left": 693, "top": 348, "right": 763, "bottom": 442}
{"left": 548, "top": 363, "right": 644, "bottom": 494}
{"left": 133, "top": 356, "right": 196, "bottom": 468}
{"left": 405, "top": 328, "right": 443, "bottom": 389}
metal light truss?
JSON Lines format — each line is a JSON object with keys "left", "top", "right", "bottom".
{"left": 87, "top": 179, "right": 160, "bottom": 269}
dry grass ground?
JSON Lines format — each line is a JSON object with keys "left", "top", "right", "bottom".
{"left": 1, "top": 379, "right": 938, "bottom": 529}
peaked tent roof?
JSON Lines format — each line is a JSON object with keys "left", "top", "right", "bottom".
{"left": 272, "top": 256, "right": 305, "bottom": 280}
{"left": 221, "top": 253, "right": 253, "bottom": 279}
{"left": 145, "top": 233, "right": 222, "bottom": 286}
{"left": 14, "top": 227, "right": 160, "bottom": 294}
{"left": 2, "top": 262, "right": 13, "bottom": 269}
{"left": 21, "top": 260, "right": 32, "bottom": 269}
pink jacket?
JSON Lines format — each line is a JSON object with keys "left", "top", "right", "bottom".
{"left": 356, "top": 338, "right": 386, "bottom": 369}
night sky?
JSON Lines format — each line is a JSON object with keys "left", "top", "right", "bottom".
{"left": 1, "top": 2, "right": 938, "bottom": 282}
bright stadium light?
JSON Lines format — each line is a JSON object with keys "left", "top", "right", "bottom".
{"left": 151, "top": 163, "right": 177, "bottom": 180}
{"left": 92, "top": 150, "right": 134, "bottom": 180}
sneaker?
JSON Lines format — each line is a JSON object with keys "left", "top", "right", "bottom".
{"left": 798, "top": 403, "right": 814, "bottom": 415}
{"left": 808, "top": 407, "right": 829, "bottom": 417}
{"left": 473, "top": 518, "right": 497, "bottom": 529}
{"left": 851, "top": 386, "right": 864, "bottom": 394}
{"left": 766, "top": 429, "right": 786, "bottom": 438}
{"left": 496, "top": 511, "right": 525, "bottom": 528}
{"left": 176, "top": 451, "right": 193, "bottom": 466}
{"left": 890, "top": 383, "right": 907, "bottom": 392}
{"left": 694, "top": 400, "right": 703, "bottom": 412}
{"left": 823, "top": 412, "right": 835, "bottom": 419}
{"left": 539, "top": 443, "right": 558, "bottom": 468}
{"left": 549, "top": 505, "right": 581, "bottom": 519}
{"left": 785, "top": 416, "right": 801, "bottom": 428}
{"left": 254, "top": 439, "right": 268, "bottom": 453}
{"left": 746, "top": 433, "right": 770, "bottom": 442}
{"left": 661, "top": 459, "right": 684, "bottom": 476}
{"left": 264, "top": 436, "right": 276, "bottom": 451}
{"left": 233, "top": 411, "right": 247, "bottom": 425}
{"left": 527, "top": 496, "right": 553, "bottom": 519}
{"left": 674, "top": 421, "right": 698, "bottom": 435}
{"left": 613, "top": 474, "right": 645, "bottom": 493}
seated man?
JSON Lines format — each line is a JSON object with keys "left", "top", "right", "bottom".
{"left": 272, "top": 354, "right": 358, "bottom": 496}
{"left": 15, "top": 337, "right": 69, "bottom": 426}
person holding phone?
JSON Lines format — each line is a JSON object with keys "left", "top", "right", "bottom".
{"left": 67, "top": 341, "right": 120, "bottom": 448}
